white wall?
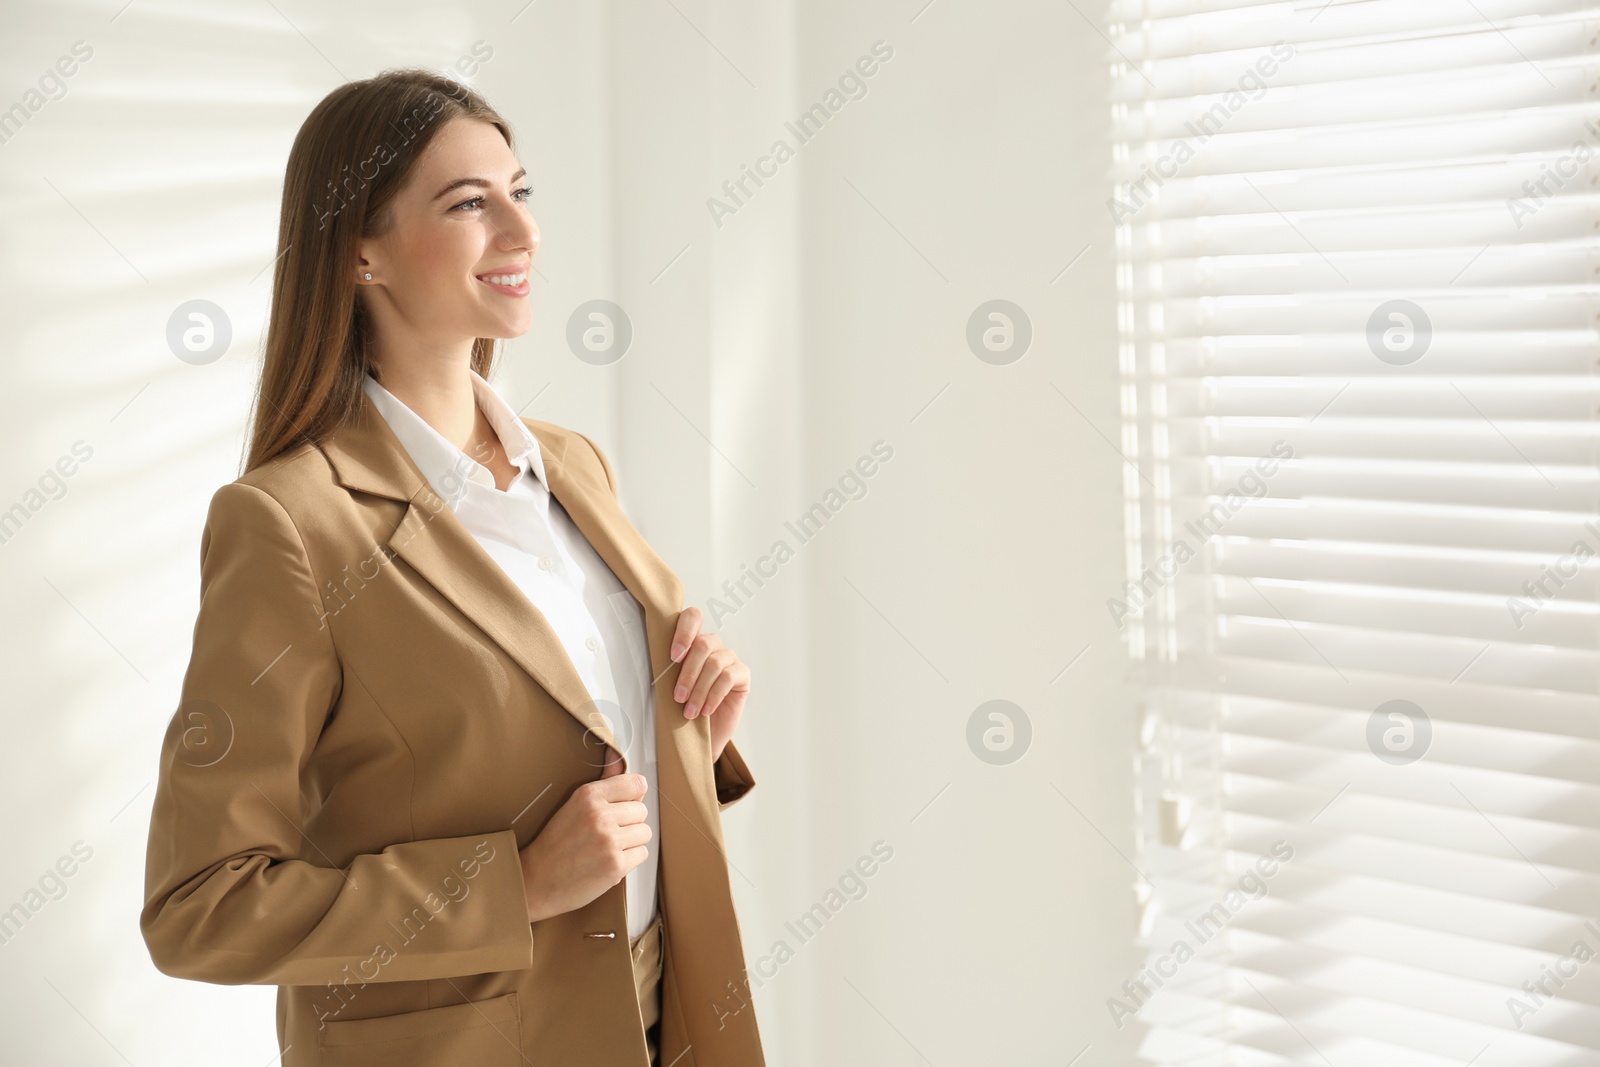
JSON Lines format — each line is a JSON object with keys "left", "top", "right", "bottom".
{"left": 0, "top": 1, "right": 1137, "bottom": 1063}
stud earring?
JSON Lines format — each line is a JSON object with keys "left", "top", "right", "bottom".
{"left": 364, "top": 272, "right": 372, "bottom": 280}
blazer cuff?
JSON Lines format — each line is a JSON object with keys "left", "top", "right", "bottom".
{"left": 713, "top": 739, "right": 756, "bottom": 811}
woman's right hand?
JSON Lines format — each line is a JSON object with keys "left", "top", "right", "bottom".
{"left": 518, "top": 748, "right": 650, "bottom": 923}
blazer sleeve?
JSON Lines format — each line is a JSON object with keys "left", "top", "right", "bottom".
{"left": 573, "top": 429, "right": 758, "bottom": 815}
{"left": 140, "top": 481, "right": 535, "bottom": 987}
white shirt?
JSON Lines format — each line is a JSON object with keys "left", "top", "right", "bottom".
{"left": 362, "top": 369, "right": 660, "bottom": 939}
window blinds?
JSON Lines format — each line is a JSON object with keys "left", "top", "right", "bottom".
{"left": 1105, "top": 2, "right": 1600, "bottom": 1064}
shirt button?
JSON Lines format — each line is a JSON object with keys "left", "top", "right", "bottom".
{"left": 585, "top": 635, "right": 599, "bottom": 653}
{"left": 539, "top": 556, "right": 555, "bottom": 572}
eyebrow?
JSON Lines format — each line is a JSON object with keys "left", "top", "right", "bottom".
{"left": 432, "top": 167, "right": 528, "bottom": 202}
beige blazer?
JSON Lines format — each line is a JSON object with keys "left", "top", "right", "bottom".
{"left": 140, "top": 389, "right": 765, "bottom": 1067}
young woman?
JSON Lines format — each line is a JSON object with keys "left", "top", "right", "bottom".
{"left": 139, "top": 68, "right": 765, "bottom": 1067}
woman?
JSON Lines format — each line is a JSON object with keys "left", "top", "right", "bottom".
{"left": 139, "top": 69, "right": 765, "bottom": 1067}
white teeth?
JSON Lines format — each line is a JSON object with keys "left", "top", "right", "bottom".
{"left": 477, "top": 273, "right": 526, "bottom": 286}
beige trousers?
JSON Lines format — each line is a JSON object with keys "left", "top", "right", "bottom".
{"left": 630, "top": 911, "right": 664, "bottom": 1066}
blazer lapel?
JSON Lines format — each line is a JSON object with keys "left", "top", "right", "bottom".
{"left": 316, "top": 390, "right": 650, "bottom": 760}
{"left": 532, "top": 425, "right": 716, "bottom": 795}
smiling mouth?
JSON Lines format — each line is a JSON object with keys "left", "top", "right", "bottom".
{"left": 475, "top": 270, "right": 529, "bottom": 295}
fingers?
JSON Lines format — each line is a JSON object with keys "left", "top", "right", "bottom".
{"left": 674, "top": 631, "right": 722, "bottom": 708}
{"left": 616, "top": 843, "right": 650, "bottom": 874}
{"left": 695, "top": 666, "right": 741, "bottom": 719}
{"left": 685, "top": 647, "right": 734, "bottom": 719}
{"left": 586, "top": 771, "right": 647, "bottom": 802}
{"left": 614, "top": 822, "right": 652, "bottom": 877}
{"left": 669, "top": 606, "right": 702, "bottom": 663}
{"left": 609, "top": 799, "right": 649, "bottom": 826}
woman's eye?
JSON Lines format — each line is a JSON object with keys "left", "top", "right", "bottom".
{"left": 452, "top": 188, "right": 533, "bottom": 213}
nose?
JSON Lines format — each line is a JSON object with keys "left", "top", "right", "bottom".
{"left": 503, "top": 205, "right": 539, "bottom": 254}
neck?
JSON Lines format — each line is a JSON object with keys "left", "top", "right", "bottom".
{"left": 370, "top": 349, "right": 479, "bottom": 453}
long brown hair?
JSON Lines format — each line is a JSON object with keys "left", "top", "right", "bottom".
{"left": 244, "top": 68, "right": 512, "bottom": 473}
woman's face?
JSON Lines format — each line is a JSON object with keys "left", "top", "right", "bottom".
{"left": 357, "top": 117, "right": 539, "bottom": 345}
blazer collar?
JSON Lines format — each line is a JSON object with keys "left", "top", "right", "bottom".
{"left": 360, "top": 369, "right": 551, "bottom": 506}
{"left": 314, "top": 384, "right": 681, "bottom": 765}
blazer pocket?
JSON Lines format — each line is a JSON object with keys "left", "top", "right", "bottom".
{"left": 316, "top": 992, "right": 522, "bottom": 1067}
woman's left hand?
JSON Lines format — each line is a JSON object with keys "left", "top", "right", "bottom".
{"left": 668, "top": 607, "right": 748, "bottom": 762}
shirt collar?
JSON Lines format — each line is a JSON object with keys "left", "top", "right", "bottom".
{"left": 361, "top": 367, "right": 549, "bottom": 509}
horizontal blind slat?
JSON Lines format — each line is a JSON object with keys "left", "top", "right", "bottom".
{"left": 1113, "top": 2, "right": 1600, "bottom": 1061}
